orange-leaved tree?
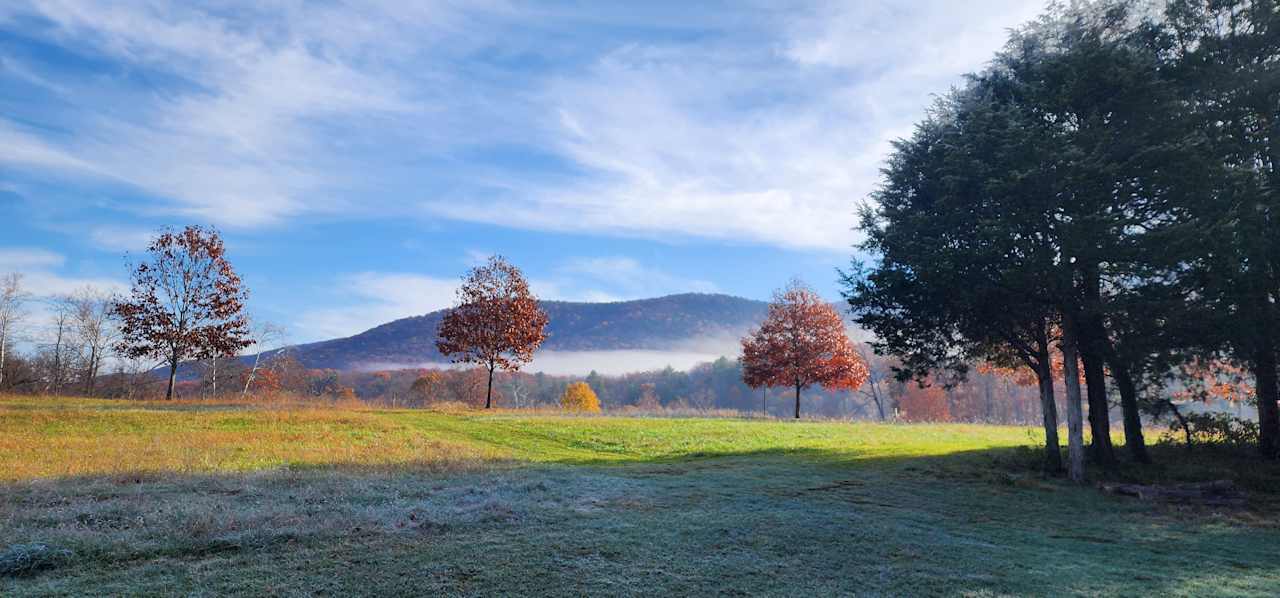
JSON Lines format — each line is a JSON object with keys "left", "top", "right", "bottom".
{"left": 560, "top": 381, "right": 602, "bottom": 413}
{"left": 112, "top": 226, "right": 251, "bottom": 400}
{"left": 436, "top": 256, "right": 549, "bottom": 409}
{"left": 741, "top": 279, "right": 869, "bottom": 419}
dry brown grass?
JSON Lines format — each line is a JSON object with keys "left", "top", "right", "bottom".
{"left": 0, "top": 396, "right": 502, "bottom": 482}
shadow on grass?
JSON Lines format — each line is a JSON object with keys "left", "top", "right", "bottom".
{"left": 3, "top": 444, "right": 1279, "bottom": 596}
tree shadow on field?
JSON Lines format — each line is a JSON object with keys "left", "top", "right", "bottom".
{"left": 3, "top": 444, "right": 1280, "bottom": 596}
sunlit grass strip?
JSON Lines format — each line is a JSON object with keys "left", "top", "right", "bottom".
{"left": 0, "top": 399, "right": 500, "bottom": 481}
{"left": 0, "top": 396, "right": 1038, "bottom": 482}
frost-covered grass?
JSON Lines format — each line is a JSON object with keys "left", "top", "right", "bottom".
{"left": 2, "top": 396, "right": 1279, "bottom": 596}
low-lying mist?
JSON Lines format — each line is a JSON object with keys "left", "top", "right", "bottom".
{"left": 357, "top": 338, "right": 744, "bottom": 376}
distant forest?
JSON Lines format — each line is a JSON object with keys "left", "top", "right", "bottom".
{"left": 90, "top": 346, "right": 1167, "bottom": 426}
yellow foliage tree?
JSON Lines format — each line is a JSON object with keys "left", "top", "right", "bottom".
{"left": 560, "top": 381, "right": 601, "bottom": 413}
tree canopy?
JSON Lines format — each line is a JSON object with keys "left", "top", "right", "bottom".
{"left": 742, "top": 279, "right": 869, "bottom": 419}
{"left": 436, "top": 255, "right": 549, "bottom": 409}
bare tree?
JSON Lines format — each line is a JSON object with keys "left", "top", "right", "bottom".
{"left": 854, "top": 344, "right": 891, "bottom": 421}
{"left": 41, "top": 300, "right": 75, "bottom": 395}
{"left": 66, "top": 287, "right": 117, "bottom": 395}
{"left": 0, "top": 273, "right": 28, "bottom": 390}
{"left": 501, "top": 371, "right": 533, "bottom": 409}
{"left": 241, "top": 320, "right": 287, "bottom": 399}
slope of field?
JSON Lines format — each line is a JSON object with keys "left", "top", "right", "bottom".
{"left": 2, "top": 397, "right": 1278, "bottom": 596}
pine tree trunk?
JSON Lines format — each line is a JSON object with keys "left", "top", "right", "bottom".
{"left": 1076, "top": 265, "right": 1116, "bottom": 467}
{"left": 485, "top": 366, "right": 495, "bottom": 409}
{"left": 1251, "top": 347, "right": 1280, "bottom": 458}
{"left": 1060, "top": 319, "right": 1087, "bottom": 483}
{"left": 1088, "top": 317, "right": 1149, "bottom": 464}
{"left": 1108, "top": 355, "right": 1150, "bottom": 464}
{"left": 1079, "top": 342, "right": 1116, "bottom": 468}
{"left": 1036, "top": 355, "right": 1063, "bottom": 475}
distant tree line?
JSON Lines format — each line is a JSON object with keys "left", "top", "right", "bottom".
{"left": 844, "top": 0, "right": 1280, "bottom": 479}
{"left": 0, "top": 220, "right": 1162, "bottom": 427}
{"left": 221, "top": 352, "right": 1041, "bottom": 423}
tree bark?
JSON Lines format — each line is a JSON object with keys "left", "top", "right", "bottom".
{"left": 872, "top": 384, "right": 886, "bottom": 421}
{"left": 1106, "top": 353, "right": 1151, "bottom": 464}
{"left": 1251, "top": 346, "right": 1280, "bottom": 458}
{"left": 485, "top": 365, "right": 495, "bottom": 409}
{"left": 1084, "top": 313, "right": 1149, "bottom": 464}
{"left": 1060, "top": 318, "right": 1087, "bottom": 483}
{"left": 49, "top": 317, "right": 65, "bottom": 395}
{"left": 84, "top": 346, "right": 97, "bottom": 395}
{"left": 165, "top": 356, "right": 179, "bottom": 400}
{"left": 1035, "top": 353, "right": 1063, "bottom": 475}
{"left": 243, "top": 353, "right": 261, "bottom": 399}
{"left": 1079, "top": 340, "right": 1116, "bottom": 468}
{"left": 794, "top": 383, "right": 801, "bottom": 419}
{"left": 1076, "top": 263, "right": 1117, "bottom": 467}
{"left": 0, "top": 319, "right": 7, "bottom": 389}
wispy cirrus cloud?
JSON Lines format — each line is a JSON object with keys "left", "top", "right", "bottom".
{"left": 0, "top": 247, "right": 126, "bottom": 298}
{"left": 0, "top": 0, "right": 476, "bottom": 227}
{"left": 293, "top": 272, "right": 460, "bottom": 342}
{"left": 4, "top": 0, "right": 1044, "bottom": 250}
{"left": 424, "top": 1, "right": 1045, "bottom": 251}
{"left": 559, "top": 256, "right": 717, "bottom": 299}
{"left": 87, "top": 226, "right": 155, "bottom": 252}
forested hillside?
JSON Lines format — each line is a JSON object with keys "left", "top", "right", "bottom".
{"left": 275, "top": 293, "right": 768, "bottom": 370}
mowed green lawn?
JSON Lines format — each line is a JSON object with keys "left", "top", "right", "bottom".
{"left": 2, "top": 397, "right": 1278, "bottom": 596}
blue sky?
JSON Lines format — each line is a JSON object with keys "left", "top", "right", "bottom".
{"left": 0, "top": 0, "right": 1043, "bottom": 345}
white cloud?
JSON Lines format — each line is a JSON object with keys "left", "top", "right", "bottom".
{"left": 425, "top": 1, "right": 1045, "bottom": 251}
{"left": 293, "top": 272, "right": 459, "bottom": 341}
{"left": 88, "top": 226, "right": 155, "bottom": 252}
{"left": 782, "top": 1, "right": 1042, "bottom": 73}
{"left": 4, "top": 0, "right": 1046, "bottom": 251}
{"left": 0, "top": 120, "right": 102, "bottom": 175}
{"left": 0, "top": 248, "right": 65, "bottom": 271}
{"left": 16, "top": 271, "right": 127, "bottom": 298}
{"left": 0, "top": 1, "right": 451, "bottom": 227}
{"left": 0, "top": 246, "right": 125, "bottom": 304}
{"left": 559, "top": 256, "right": 717, "bottom": 298}
{"left": 0, "top": 247, "right": 125, "bottom": 348}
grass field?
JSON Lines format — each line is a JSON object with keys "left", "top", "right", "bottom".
{"left": 2, "top": 397, "right": 1279, "bottom": 596}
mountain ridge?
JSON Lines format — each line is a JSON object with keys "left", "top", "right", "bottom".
{"left": 279, "top": 292, "right": 771, "bottom": 371}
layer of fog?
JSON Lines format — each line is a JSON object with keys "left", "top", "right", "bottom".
{"left": 357, "top": 337, "right": 745, "bottom": 376}
{"left": 523, "top": 349, "right": 732, "bottom": 376}
{"left": 357, "top": 350, "right": 735, "bottom": 376}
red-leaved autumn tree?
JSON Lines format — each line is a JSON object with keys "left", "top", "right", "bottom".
{"left": 436, "top": 256, "right": 549, "bottom": 409}
{"left": 742, "top": 280, "right": 869, "bottom": 419}
{"left": 112, "top": 226, "right": 251, "bottom": 400}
